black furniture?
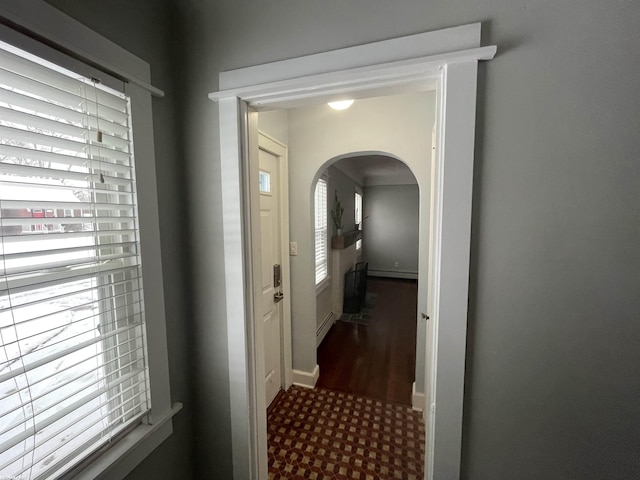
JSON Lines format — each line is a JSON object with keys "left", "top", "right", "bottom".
{"left": 343, "top": 262, "right": 368, "bottom": 313}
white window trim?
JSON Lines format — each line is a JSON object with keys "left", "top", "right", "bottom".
{"left": 354, "top": 191, "right": 363, "bottom": 250}
{"left": 314, "top": 177, "right": 328, "bottom": 286}
{"left": 0, "top": 2, "right": 180, "bottom": 480}
{"left": 315, "top": 275, "right": 331, "bottom": 295}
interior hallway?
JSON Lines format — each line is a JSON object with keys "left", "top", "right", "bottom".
{"left": 317, "top": 277, "right": 419, "bottom": 406}
{"left": 267, "top": 277, "right": 422, "bottom": 478}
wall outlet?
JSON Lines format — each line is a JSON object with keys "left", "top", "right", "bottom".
{"left": 394, "top": 261, "right": 399, "bottom": 267}
{"left": 289, "top": 242, "right": 298, "bottom": 256}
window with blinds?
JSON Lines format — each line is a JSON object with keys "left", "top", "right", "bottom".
{"left": 355, "top": 192, "right": 362, "bottom": 250}
{"left": 314, "top": 178, "right": 328, "bottom": 285}
{"left": 0, "top": 40, "right": 150, "bottom": 479}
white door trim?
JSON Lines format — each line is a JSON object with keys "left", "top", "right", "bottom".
{"left": 212, "top": 23, "right": 496, "bottom": 480}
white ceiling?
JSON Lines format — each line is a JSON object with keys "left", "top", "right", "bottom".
{"left": 333, "top": 154, "right": 417, "bottom": 186}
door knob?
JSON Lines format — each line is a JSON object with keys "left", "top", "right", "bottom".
{"left": 274, "top": 291, "right": 284, "bottom": 303}
{"left": 421, "top": 312, "right": 430, "bottom": 321}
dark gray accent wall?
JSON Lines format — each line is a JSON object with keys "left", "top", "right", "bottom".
{"left": 42, "top": 1, "right": 640, "bottom": 479}
{"left": 363, "top": 185, "right": 419, "bottom": 277}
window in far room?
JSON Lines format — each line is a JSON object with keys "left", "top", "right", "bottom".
{"left": 314, "top": 178, "right": 328, "bottom": 284}
{"left": 355, "top": 191, "right": 362, "bottom": 250}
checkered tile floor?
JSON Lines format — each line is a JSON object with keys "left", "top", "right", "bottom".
{"left": 267, "top": 386, "right": 425, "bottom": 479}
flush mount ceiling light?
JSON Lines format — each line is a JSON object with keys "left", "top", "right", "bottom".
{"left": 327, "top": 99, "right": 354, "bottom": 110}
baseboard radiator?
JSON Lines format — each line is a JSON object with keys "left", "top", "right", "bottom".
{"left": 368, "top": 269, "right": 418, "bottom": 280}
{"left": 316, "top": 312, "right": 334, "bottom": 347}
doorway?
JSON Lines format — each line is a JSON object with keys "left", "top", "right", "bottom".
{"left": 311, "top": 151, "right": 424, "bottom": 407}
{"left": 211, "top": 23, "right": 496, "bottom": 480}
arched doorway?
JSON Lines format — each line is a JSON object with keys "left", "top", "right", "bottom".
{"left": 312, "top": 153, "right": 423, "bottom": 407}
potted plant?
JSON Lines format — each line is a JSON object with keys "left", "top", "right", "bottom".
{"left": 331, "top": 189, "right": 344, "bottom": 235}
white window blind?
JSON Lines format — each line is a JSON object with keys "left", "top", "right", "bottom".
{"left": 314, "top": 179, "right": 328, "bottom": 285}
{"left": 0, "top": 40, "right": 150, "bottom": 480}
{"left": 355, "top": 192, "right": 362, "bottom": 250}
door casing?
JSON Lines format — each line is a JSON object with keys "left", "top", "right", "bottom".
{"left": 211, "top": 23, "right": 496, "bottom": 480}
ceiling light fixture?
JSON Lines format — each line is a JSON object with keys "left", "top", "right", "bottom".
{"left": 328, "top": 99, "right": 354, "bottom": 110}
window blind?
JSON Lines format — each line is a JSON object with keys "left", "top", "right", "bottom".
{"left": 355, "top": 192, "right": 362, "bottom": 250}
{"left": 314, "top": 179, "right": 328, "bottom": 285}
{"left": 0, "top": 40, "right": 150, "bottom": 479}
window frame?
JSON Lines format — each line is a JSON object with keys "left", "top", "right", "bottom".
{"left": 354, "top": 191, "right": 362, "bottom": 250}
{"left": 0, "top": 3, "right": 177, "bottom": 479}
{"left": 314, "top": 177, "right": 328, "bottom": 286}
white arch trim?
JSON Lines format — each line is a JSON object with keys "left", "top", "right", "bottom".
{"left": 314, "top": 151, "right": 416, "bottom": 185}
{"left": 210, "top": 23, "right": 496, "bottom": 480}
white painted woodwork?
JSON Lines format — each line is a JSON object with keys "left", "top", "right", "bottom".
{"left": 412, "top": 381, "right": 426, "bottom": 412}
{"left": 220, "top": 99, "right": 259, "bottom": 480}
{"left": 427, "top": 61, "right": 480, "bottom": 480}
{"left": 259, "top": 147, "right": 283, "bottom": 407}
{"left": 292, "top": 365, "right": 320, "bottom": 389}
{"left": 210, "top": 45, "right": 495, "bottom": 111}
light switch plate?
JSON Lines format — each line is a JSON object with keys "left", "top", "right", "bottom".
{"left": 289, "top": 242, "right": 298, "bottom": 256}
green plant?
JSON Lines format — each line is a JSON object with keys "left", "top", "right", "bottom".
{"left": 331, "top": 189, "right": 344, "bottom": 232}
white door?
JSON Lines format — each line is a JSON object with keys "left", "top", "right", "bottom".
{"left": 259, "top": 147, "right": 283, "bottom": 407}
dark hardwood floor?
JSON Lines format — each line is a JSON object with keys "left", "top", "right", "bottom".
{"left": 317, "top": 276, "right": 418, "bottom": 406}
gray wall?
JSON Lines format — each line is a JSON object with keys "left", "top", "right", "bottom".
{"left": 363, "top": 185, "right": 419, "bottom": 278}
{"left": 44, "top": 1, "right": 640, "bottom": 479}
{"left": 175, "top": 1, "right": 640, "bottom": 478}
{"left": 327, "top": 165, "right": 359, "bottom": 236}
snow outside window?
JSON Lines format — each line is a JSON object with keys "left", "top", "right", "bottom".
{"left": 314, "top": 179, "right": 328, "bottom": 285}
{"left": 0, "top": 40, "right": 150, "bottom": 479}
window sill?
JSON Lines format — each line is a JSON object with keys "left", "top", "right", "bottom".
{"left": 74, "top": 402, "right": 183, "bottom": 480}
{"left": 316, "top": 276, "right": 331, "bottom": 295}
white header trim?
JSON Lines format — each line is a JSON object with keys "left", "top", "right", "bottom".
{"left": 209, "top": 46, "right": 495, "bottom": 107}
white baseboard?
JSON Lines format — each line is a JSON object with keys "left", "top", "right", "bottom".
{"left": 292, "top": 365, "right": 319, "bottom": 389}
{"left": 369, "top": 270, "right": 418, "bottom": 280}
{"left": 316, "top": 312, "right": 335, "bottom": 347}
{"left": 412, "top": 382, "right": 425, "bottom": 412}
